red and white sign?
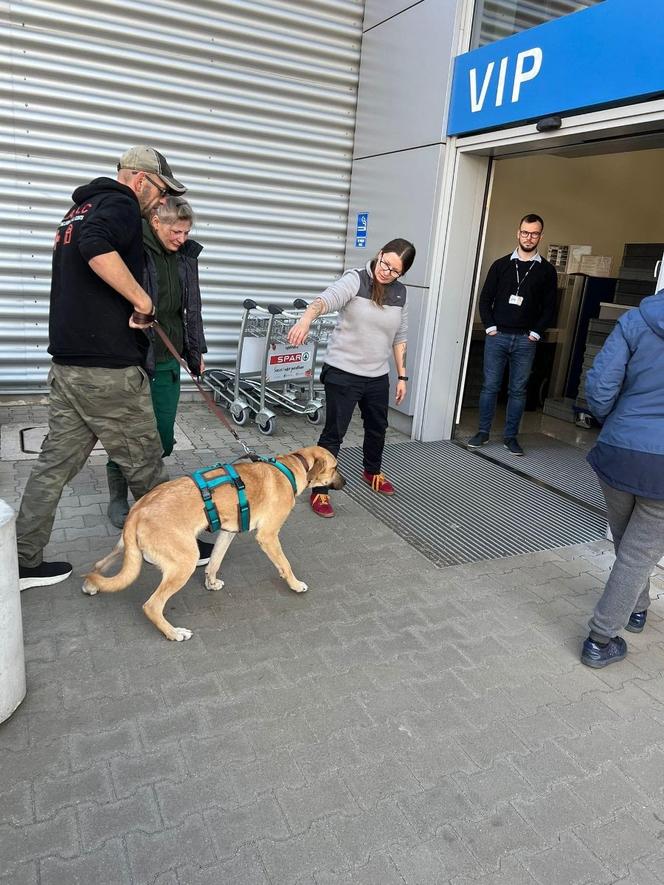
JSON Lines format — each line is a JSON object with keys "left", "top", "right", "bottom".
{"left": 266, "top": 343, "right": 314, "bottom": 382}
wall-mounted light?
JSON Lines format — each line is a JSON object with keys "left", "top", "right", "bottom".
{"left": 536, "top": 115, "right": 562, "bottom": 132}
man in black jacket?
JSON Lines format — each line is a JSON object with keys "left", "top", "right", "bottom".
{"left": 468, "top": 213, "right": 557, "bottom": 456}
{"left": 16, "top": 146, "right": 190, "bottom": 591}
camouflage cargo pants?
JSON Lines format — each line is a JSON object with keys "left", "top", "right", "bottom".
{"left": 16, "top": 363, "right": 168, "bottom": 567}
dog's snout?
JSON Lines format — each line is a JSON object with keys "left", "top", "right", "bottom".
{"left": 330, "top": 470, "right": 346, "bottom": 491}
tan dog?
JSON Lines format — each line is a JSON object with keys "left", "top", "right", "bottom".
{"left": 82, "top": 446, "right": 345, "bottom": 641}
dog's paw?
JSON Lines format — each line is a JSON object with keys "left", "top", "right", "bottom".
{"left": 292, "top": 580, "right": 308, "bottom": 593}
{"left": 170, "top": 627, "right": 193, "bottom": 642}
{"left": 205, "top": 574, "right": 225, "bottom": 592}
{"left": 81, "top": 579, "right": 98, "bottom": 596}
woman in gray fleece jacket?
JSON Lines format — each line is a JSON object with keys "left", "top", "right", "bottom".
{"left": 288, "top": 237, "right": 416, "bottom": 518}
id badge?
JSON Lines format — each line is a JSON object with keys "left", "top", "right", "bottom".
{"left": 508, "top": 293, "right": 523, "bottom": 306}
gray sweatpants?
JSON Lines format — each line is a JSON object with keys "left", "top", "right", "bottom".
{"left": 589, "top": 479, "right": 664, "bottom": 642}
{"left": 16, "top": 363, "right": 168, "bottom": 567}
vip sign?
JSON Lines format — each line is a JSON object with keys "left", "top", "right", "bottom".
{"left": 469, "top": 48, "right": 542, "bottom": 113}
{"left": 266, "top": 343, "right": 314, "bottom": 383}
{"left": 447, "top": 0, "right": 662, "bottom": 136}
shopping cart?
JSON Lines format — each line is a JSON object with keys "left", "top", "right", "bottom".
{"left": 203, "top": 298, "right": 336, "bottom": 436}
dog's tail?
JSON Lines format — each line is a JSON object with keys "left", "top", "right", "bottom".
{"left": 83, "top": 511, "right": 143, "bottom": 594}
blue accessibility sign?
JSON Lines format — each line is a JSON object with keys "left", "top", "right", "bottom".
{"left": 355, "top": 212, "right": 368, "bottom": 248}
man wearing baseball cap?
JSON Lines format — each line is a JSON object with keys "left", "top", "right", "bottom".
{"left": 15, "top": 146, "right": 209, "bottom": 591}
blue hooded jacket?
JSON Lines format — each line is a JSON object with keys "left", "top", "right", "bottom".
{"left": 585, "top": 290, "right": 664, "bottom": 497}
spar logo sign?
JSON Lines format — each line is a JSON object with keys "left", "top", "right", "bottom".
{"left": 266, "top": 342, "right": 314, "bottom": 382}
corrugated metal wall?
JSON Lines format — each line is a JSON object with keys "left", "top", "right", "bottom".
{"left": 0, "top": 0, "right": 364, "bottom": 392}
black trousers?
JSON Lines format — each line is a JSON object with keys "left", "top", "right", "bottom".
{"left": 313, "top": 364, "right": 389, "bottom": 494}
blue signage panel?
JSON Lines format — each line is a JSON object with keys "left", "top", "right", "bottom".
{"left": 355, "top": 211, "right": 368, "bottom": 248}
{"left": 448, "top": 0, "right": 664, "bottom": 136}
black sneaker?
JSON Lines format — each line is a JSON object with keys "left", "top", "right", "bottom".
{"left": 196, "top": 540, "right": 215, "bottom": 567}
{"left": 19, "top": 560, "right": 72, "bottom": 592}
{"left": 580, "top": 635, "right": 627, "bottom": 668}
{"left": 467, "top": 432, "right": 490, "bottom": 448}
{"left": 625, "top": 610, "right": 647, "bottom": 633}
{"left": 504, "top": 437, "right": 524, "bottom": 456}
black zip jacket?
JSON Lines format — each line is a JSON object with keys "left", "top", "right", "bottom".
{"left": 479, "top": 253, "right": 558, "bottom": 336}
{"left": 143, "top": 236, "right": 207, "bottom": 376}
{"left": 48, "top": 178, "right": 148, "bottom": 367}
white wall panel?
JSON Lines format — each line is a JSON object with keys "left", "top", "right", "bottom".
{"left": 0, "top": 0, "right": 364, "bottom": 391}
{"left": 344, "top": 144, "right": 445, "bottom": 288}
{"left": 354, "top": 0, "right": 457, "bottom": 159}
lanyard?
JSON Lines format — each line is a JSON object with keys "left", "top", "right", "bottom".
{"left": 514, "top": 259, "right": 536, "bottom": 295}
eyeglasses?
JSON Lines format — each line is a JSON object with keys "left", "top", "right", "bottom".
{"left": 378, "top": 255, "right": 401, "bottom": 278}
{"left": 519, "top": 230, "right": 542, "bottom": 239}
{"left": 135, "top": 171, "right": 168, "bottom": 198}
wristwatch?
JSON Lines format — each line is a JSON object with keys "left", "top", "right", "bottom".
{"left": 398, "top": 375, "right": 408, "bottom": 381}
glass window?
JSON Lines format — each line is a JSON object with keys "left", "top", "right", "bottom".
{"left": 471, "top": 0, "right": 605, "bottom": 49}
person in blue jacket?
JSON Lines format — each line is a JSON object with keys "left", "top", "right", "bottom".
{"left": 580, "top": 289, "right": 664, "bottom": 668}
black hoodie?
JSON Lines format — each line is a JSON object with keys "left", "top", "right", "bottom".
{"left": 48, "top": 177, "right": 148, "bottom": 367}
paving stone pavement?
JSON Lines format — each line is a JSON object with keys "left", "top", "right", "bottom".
{"left": 2, "top": 399, "right": 664, "bottom": 885}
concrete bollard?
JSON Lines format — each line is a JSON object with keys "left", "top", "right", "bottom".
{"left": 0, "top": 500, "right": 26, "bottom": 723}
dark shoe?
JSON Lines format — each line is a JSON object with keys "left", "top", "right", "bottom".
{"left": 311, "top": 492, "right": 334, "bottom": 517}
{"left": 19, "top": 561, "right": 72, "bottom": 592}
{"left": 625, "top": 610, "right": 647, "bottom": 633}
{"left": 504, "top": 437, "right": 525, "bottom": 456}
{"left": 467, "top": 432, "right": 489, "bottom": 448}
{"left": 362, "top": 471, "right": 395, "bottom": 495}
{"left": 196, "top": 540, "right": 215, "bottom": 567}
{"left": 580, "top": 635, "right": 627, "bottom": 668}
{"left": 106, "top": 462, "right": 129, "bottom": 529}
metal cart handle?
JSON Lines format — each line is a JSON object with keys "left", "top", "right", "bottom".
{"left": 293, "top": 299, "right": 308, "bottom": 310}
{"left": 267, "top": 304, "right": 283, "bottom": 315}
{"left": 243, "top": 298, "right": 258, "bottom": 310}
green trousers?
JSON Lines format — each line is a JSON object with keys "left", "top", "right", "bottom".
{"left": 150, "top": 357, "right": 181, "bottom": 456}
{"left": 16, "top": 364, "right": 167, "bottom": 567}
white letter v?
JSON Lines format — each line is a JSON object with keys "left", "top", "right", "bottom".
{"left": 469, "top": 62, "right": 495, "bottom": 113}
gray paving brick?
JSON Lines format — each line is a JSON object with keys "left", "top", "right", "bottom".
{"left": 110, "top": 745, "right": 187, "bottom": 798}
{"left": 304, "top": 699, "right": 373, "bottom": 739}
{"left": 177, "top": 846, "right": 269, "bottom": 884}
{"left": 398, "top": 778, "right": 475, "bottom": 837}
{"left": 0, "top": 738, "right": 70, "bottom": 789}
{"left": 258, "top": 821, "right": 349, "bottom": 884}
{"left": 512, "top": 742, "right": 585, "bottom": 791}
{"left": 0, "top": 783, "right": 33, "bottom": 826}
{"left": 513, "top": 783, "right": 592, "bottom": 840}
{"left": 35, "top": 765, "right": 114, "bottom": 819}
{"left": 0, "top": 809, "right": 78, "bottom": 875}
{"left": 227, "top": 749, "right": 307, "bottom": 800}
{"left": 341, "top": 760, "right": 423, "bottom": 811}
{"left": 326, "top": 801, "right": 417, "bottom": 866}
{"left": 452, "top": 761, "right": 535, "bottom": 811}
{"left": 576, "top": 809, "right": 659, "bottom": 876}
{"left": 276, "top": 775, "right": 357, "bottom": 834}
{"left": 453, "top": 723, "right": 529, "bottom": 769}
{"left": 125, "top": 813, "right": 215, "bottom": 882}
{"left": 391, "top": 831, "right": 482, "bottom": 883}
{"left": 520, "top": 832, "right": 613, "bottom": 885}
{"left": 206, "top": 795, "right": 289, "bottom": 859}
{"left": 0, "top": 862, "right": 38, "bottom": 885}
{"left": 40, "top": 838, "right": 132, "bottom": 885}
{"left": 313, "top": 851, "right": 404, "bottom": 884}
{"left": 571, "top": 761, "right": 648, "bottom": 814}
{"left": 455, "top": 805, "right": 543, "bottom": 867}
{"left": 70, "top": 722, "right": 143, "bottom": 770}
{"left": 79, "top": 787, "right": 162, "bottom": 849}
{"left": 161, "top": 753, "right": 240, "bottom": 820}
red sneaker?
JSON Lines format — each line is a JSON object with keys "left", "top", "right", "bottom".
{"left": 362, "top": 471, "right": 395, "bottom": 495}
{"left": 310, "top": 492, "right": 335, "bottom": 517}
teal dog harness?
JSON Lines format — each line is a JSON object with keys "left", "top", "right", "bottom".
{"left": 191, "top": 456, "right": 298, "bottom": 533}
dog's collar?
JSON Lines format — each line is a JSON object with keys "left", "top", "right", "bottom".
{"left": 292, "top": 453, "right": 310, "bottom": 475}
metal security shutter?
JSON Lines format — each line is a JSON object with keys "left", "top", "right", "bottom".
{"left": 0, "top": 0, "right": 363, "bottom": 392}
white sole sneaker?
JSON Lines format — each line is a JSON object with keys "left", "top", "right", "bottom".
{"left": 19, "top": 568, "right": 73, "bottom": 592}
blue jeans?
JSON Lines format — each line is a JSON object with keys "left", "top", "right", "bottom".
{"left": 478, "top": 332, "right": 537, "bottom": 438}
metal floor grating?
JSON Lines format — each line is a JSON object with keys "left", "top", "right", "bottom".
{"left": 338, "top": 440, "right": 606, "bottom": 567}
{"left": 462, "top": 432, "right": 605, "bottom": 513}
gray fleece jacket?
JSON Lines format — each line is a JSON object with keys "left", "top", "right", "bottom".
{"left": 320, "top": 262, "right": 408, "bottom": 377}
